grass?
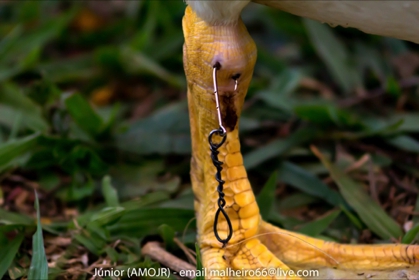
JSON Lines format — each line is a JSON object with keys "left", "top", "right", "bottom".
{"left": 0, "top": 1, "right": 419, "bottom": 279}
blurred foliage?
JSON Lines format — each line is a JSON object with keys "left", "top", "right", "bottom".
{"left": 0, "top": 0, "right": 419, "bottom": 279}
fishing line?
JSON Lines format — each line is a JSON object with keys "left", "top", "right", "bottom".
{"left": 182, "top": 216, "right": 197, "bottom": 244}
{"left": 224, "top": 231, "right": 340, "bottom": 266}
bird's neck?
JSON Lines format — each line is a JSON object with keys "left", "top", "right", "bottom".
{"left": 185, "top": 0, "right": 251, "bottom": 25}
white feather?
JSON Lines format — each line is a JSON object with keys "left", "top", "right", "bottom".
{"left": 255, "top": 0, "right": 419, "bottom": 44}
{"left": 185, "top": 0, "right": 251, "bottom": 24}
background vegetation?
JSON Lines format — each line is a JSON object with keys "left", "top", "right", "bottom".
{"left": 1, "top": 1, "right": 419, "bottom": 279}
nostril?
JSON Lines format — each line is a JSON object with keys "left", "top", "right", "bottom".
{"left": 214, "top": 62, "right": 221, "bottom": 70}
{"left": 232, "top": 73, "right": 241, "bottom": 80}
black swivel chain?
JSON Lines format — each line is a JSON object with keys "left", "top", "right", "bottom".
{"left": 209, "top": 128, "right": 233, "bottom": 247}
{"left": 210, "top": 64, "right": 233, "bottom": 247}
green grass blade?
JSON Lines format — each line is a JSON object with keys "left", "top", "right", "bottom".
{"left": 0, "top": 133, "right": 40, "bottom": 173}
{"left": 294, "top": 102, "right": 358, "bottom": 128}
{"left": 0, "top": 232, "right": 24, "bottom": 279}
{"left": 0, "top": 9, "right": 75, "bottom": 82}
{"left": 386, "top": 135, "right": 419, "bottom": 153}
{"left": 158, "top": 224, "right": 175, "bottom": 250}
{"left": 102, "top": 176, "right": 119, "bottom": 207}
{"left": 108, "top": 208, "right": 195, "bottom": 238}
{"left": 0, "top": 208, "right": 33, "bottom": 225}
{"left": 0, "top": 83, "right": 49, "bottom": 132}
{"left": 0, "top": 25, "right": 23, "bottom": 61}
{"left": 195, "top": 243, "right": 204, "bottom": 280}
{"left": 64, "top": 94, "right": 104, "bottom": 138}
{"left": 297, "top": 210, "right": 341, "bottom": 237}
{"left": 312, "top": 146, "right": 403, "bottom": 239}
{"left": 278, "top": 161, "right": 345, "bottom": 207}
{"left": 402, "top": 223, "right": 419, "bottom": 244}
{"left": 90, "top": 207, "right": 125, "bottom": 227}
{"left": 244, "top": 127, "right": 317, "bottom": 170}
{"left": 120, "top": 47, "right": 184, "bottom": 89}
{"left": 303, "top": 19, "right": 361, "bottom": 93}
{"left": 256, "top": 172, "right": 277, "bottom": 219}
{"left": 340, "top": 204, "right": 363, "bottom": 230}
{"left": 28, "top": 191, "right": 48, "bottom": 280}
{"left": 257, "top": 69, "right": 301, "bottom": 112}
{"left": 116, "top": 102, "right": 191, "bottom": 155}
{"left": 389, "top": 113, "right": 419, "bottom": 133}
{"left": 278, "top": 193, "right": 318, "bottom": 210}
{"left": 35, "top": 54, "right": 98, "bottom": 83}
{"left": 73, "top": 230, "right": 103, "bottom": 256}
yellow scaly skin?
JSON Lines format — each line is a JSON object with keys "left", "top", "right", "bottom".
{"left": 183, "top": 6, "right": 419, "bottom": 279}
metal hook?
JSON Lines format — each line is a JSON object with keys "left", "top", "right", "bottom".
{"left": 234, "top": 79, "right": 238, "bottom": 91}
{"left": 213, "top": 66, "right": 226, "bottom": 135}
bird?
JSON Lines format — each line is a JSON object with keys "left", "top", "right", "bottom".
{"left": 182, "top": 1, "right": 419, "bottom": 279}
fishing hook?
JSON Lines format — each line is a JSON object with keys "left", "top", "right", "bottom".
{"left": 213, "top": 65, "right": 226, "bottom": 135}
